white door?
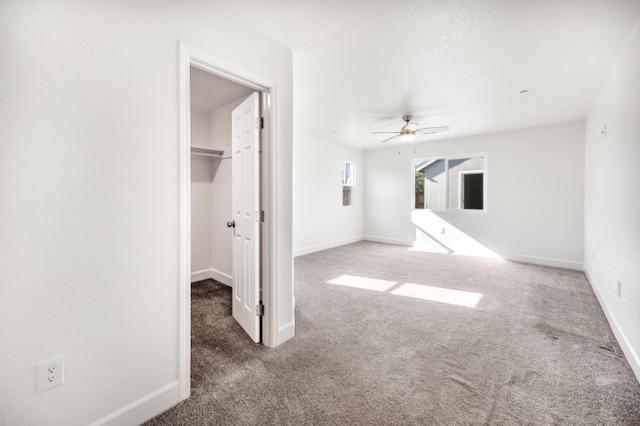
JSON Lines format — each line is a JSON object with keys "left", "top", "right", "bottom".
{"left": 231, "top": 92, "right": 261, "bottom": 343}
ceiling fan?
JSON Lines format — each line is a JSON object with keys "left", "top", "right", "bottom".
{"left": 372, "top": 115, "right": 449, "bottom": 143}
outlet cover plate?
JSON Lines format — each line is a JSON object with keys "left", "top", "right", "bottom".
{"left": 37, "top": 356, "right": 65, "bottom": 393}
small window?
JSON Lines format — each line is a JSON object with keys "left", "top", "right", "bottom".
{"left": 342, "top": 161, "right": 354, "bottom": 206}
{"left": 413, "top": 155, "right": 485, "bottom": 211}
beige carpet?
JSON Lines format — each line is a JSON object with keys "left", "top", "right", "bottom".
{"left": 146, "top": 241, "right": 640, "bottom": 425}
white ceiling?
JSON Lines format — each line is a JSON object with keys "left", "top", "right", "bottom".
{"left": 213, "top": 0, "right": 640, "bottom": 149}
{"left": 190, "top": 66, "right": 253, "bottom": 111}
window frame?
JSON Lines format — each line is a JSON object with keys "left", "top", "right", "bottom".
{"left": 412, "top": 153, "right": 487, "bottom": 213}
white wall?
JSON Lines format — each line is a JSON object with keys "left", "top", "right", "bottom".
{"left": 364, "top": 122, "right": 585, "bottom": 269}
{"left": 191, "top": 108, "right": 214, "bottom": 277}
{"left": 191, "top": 108, "right": 213, "bottom": 148}
{"left": 293, "top": 134, "right": 364, "bottom": 256}
{"left": 0, "top": 1, "right": 293, "bottom": 425}
{"left": 209, "top": 97, "right": 246, "bottom": 284}
{"left": 584, "top": 16, "right": 640, "bottom": 380}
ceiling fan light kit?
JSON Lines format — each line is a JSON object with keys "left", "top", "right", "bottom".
{"left": 372, "top": 114, "right": 449, "bottom": 143}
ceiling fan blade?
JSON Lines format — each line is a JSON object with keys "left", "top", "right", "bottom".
{"left": 418, "top": 126, "right": 450, "bottom": 135}
{"left": 380, "top": 135, "right": 398, "bottom": 143}
{"left": 380, "top": 135, "right": 399, "bottom": 143}
{"left": 371, "top": 131, "right": 402, "bottom": 134}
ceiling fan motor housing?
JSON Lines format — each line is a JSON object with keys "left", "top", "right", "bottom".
{"left": 372, "top": 114, "right": 448, "bottom": 143}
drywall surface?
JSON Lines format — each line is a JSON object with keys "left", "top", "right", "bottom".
{"left": 0, "top": 1, "right": 293, "bottom": 425}
{"left": 191, "top": 109, "right": 214, "bottom": 275}
{"left": 293, "top": 134, "right": 364, "bottom": 256}
{"left": 364, "top": 122, "right": 585, "bottom": 269}
{"left": 191, "top": 108, "right": 213, "bottom": 148}
{"left": 584, "top": 16, "right": 640, "bottom": 380}
{"left": 210, "top": 98, "right": 246, "bottom": 284}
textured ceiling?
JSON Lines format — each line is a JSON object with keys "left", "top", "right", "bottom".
{"left": 214, "top": 0, "right": 640, "bottom": 149}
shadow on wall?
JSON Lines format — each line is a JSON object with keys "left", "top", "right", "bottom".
{"left": 411, "top": 209, "right": 501, "bottom": 259}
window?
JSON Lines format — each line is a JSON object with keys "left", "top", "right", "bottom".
{"left": 342, "top": 161, "right": 354, "bottom": 206}
{"left": 413, "top": 155, "right": 486, "bottom": 211}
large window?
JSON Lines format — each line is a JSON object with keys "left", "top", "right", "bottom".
{"left": 414, "top": 155, "right": 486, "bottom": 211}
{"left": 342, "top": 161, "right": 354, "bottom": 207}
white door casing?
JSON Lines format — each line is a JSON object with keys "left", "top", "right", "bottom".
{"left": 231, "top": 92, "right": 261, "bottom": 343}
{"left": 179, "top": 42, "right": 294, "bottom": 402}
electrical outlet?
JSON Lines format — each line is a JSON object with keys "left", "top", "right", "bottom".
{"left": 37, "top": 356, "right": 65, "bottom": 393}
{"left": 617, "top": 281, "right": 622, "bottom": 298}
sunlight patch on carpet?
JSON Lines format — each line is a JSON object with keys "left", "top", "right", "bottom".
{"left": 327, "top": 275, "right": 397, "bottom": 292}
{"left": 391, "top": 283, "right": 483, "bottom": 308}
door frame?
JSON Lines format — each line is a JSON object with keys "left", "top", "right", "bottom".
{"left": 177, "top": 41, "right": 281, "bottom": 400}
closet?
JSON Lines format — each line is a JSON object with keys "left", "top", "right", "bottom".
{"left": 190, "top": 66, "right": 253, "bottom": 286}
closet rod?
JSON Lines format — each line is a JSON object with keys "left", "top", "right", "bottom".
{"left": 190, "top": 145, "right": 224, "bottom": 158}
{"left": 192, "top": 152, "right": 224, "bottom": 158}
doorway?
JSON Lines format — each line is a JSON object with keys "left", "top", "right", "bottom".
{"left": 189, "top": 69, "right": 262, "bottom": 344}
{"left": 461, "top": 172, "right": 484, "bottom": 210}
{"left": 189, "top": 66, "right": 254, "bottom": 288}
{"left": 178, "top": 42, "right": 293, "bottom": 401}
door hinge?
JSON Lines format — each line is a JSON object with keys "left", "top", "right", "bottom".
{"left": 256, "top": 210, "right": 264, "bottom": 222}
{"left": 256, "top": 302, "right": 264, "bottom": 317}
{"left": 256, "top": 117, "right": 264, "bottom": 129}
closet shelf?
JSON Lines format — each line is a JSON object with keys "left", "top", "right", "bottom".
{"left": 191, "top": 146, "right": 224, "bottom": 158}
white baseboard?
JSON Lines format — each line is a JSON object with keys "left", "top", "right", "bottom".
{"left": 361, "top": 238, "right": 583, "bottom": 271}
{"left": 505, "top": 254, "right": 583, "bottom": 271}
{"left": 210, "top": 269, "right": 232, "bottom": 287}
{"left": 294, "top": 236, "right": 363, "bottom": 257}
{"left": 191, "top": 269, "right": 212, "bottom": 283}
{"left": 584, "top": 266, "right": 640, "bottom": 384}
{"left": 90, "top": 381, "right": 180, "bottom": 426}
{"left": 191, "top": 268, "right": 232, "bottom": 287}
{"left": 362, "top": 235, "right": 413, "bottom": 247}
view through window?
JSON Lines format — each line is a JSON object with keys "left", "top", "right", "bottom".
{"left": 342, "top": 161, "right": 354, "bottom": 206}
{"left": 414, "top": 155, "right": 486, "bottom": 210}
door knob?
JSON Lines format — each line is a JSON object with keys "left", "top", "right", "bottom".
{"left": 226, "top": 220, "right": 235, "bottom": 228}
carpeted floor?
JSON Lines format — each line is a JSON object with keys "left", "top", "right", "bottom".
{"left": 146, "top": 241, "right": 640, "bottom": 425}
